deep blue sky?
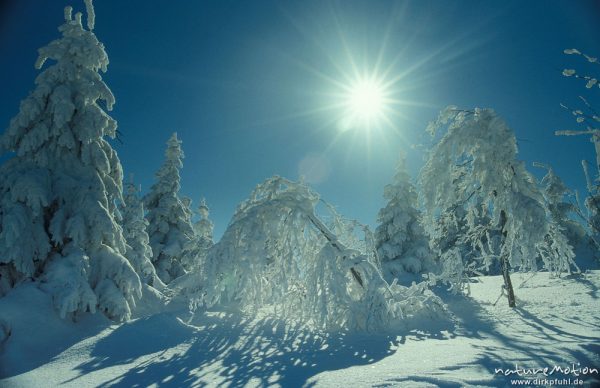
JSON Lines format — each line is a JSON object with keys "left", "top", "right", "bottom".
{"left": 1, "top": 1, "right": 599, "bottom": 238}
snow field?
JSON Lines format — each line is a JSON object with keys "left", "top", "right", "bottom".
{"left": 1, "top": 271, "right": 598, "bottom": 387}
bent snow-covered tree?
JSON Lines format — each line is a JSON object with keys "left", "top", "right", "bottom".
{"left": 0, "top": 3, "right": 141, "bottom": 320}
{"left": 199, "top": 176, "right": 446, "bottom": 331}
{"left": 421, "top": 107, "right": 576, "bottom": 307}
{"left": 144, "top": 133, "right": 195, "bottom": 284}
{"left": 375, "top": 154, "right": 433, "bottom": 279}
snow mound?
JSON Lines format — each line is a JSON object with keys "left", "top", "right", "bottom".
{"left": 0, "top": 282, "right": 109, "bottom": 378}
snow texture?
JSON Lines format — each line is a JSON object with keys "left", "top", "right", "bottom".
{"left": 84, "top": 0, "right": 95, "bottom": 30}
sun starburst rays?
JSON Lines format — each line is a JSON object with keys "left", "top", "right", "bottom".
{"left": 244, "top": 1, "right": 490, "bottom": 165}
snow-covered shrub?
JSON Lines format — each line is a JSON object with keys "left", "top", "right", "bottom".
{"left": 121, "top": 180, "right": 161, "bottom": 287}
{"left": 0, "top": 2, "right": 140, "bottom": 320}
{"left": 375, "top": 154, "right": 433, "bottom": 279}
{"left": 144, "top": 133, "right": 196, "bottom": 284}
{"left": 195, "top": 176, "right": 446, "bottom": 331}
{"left": 421, "top": 107, "right": 577, "bottom": 306}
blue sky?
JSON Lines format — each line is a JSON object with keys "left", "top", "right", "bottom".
{"left": 1, "top": 0, "right": 599, "bottom": 238}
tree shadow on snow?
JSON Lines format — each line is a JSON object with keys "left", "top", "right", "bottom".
{"left": 63, "top": 313, "right": 196, "bottom": 378}
{"left": 377, "top": 291, "right": 515, "bottom": 387}
{"left": 64, "top": 309, "right": 455, "bottom": 387}
{"left": 392, "top": 291, "right": 600, "bottom": 387}
{"left": 569, "top": 273, "right": 600, "bottom": 300}
{"left": 377, "top": 375, "right": 494, "bottom": 388}
{"left": 381, "top": 290, "right": 600, "bottom": 387}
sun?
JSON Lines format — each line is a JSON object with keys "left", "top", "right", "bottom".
{"left": 341, "top": 75, "right": 390, "bottom": 130}
{"left": 348, "top": 78, "right": 385, "bottom": 120}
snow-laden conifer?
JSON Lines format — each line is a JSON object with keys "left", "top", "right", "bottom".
{"left": 195, "top": 198, "right": 214, "bottom": 248}
{"left": 176, "top": 197, "right": 213, "bottom": 272}
{"left": 181, "top": 198, "right": 214, "bottom": 272}
{"left": 0, "top": 2, "right": 140, "bottom": 320}
{"left": 421, "top": 107, "right": 577, "bottom": 306}
{"left": 144, "top": 133, "right": 195, "bottom": 283}
{"left": 197, "top": 176, "right": 446, "bottom": 331}
{"left": 121, "top": 179, "right": 161, "bottom": 287}
{"left": 375, "top": 155, "right": 433, "bottom": 278}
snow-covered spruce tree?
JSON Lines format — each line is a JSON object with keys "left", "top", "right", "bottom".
{"left": 184, "top": 198, "right": 214, "bottom": 270}
{"left": 421, "top": 107, "right": 577, "bottom": 307}
{"left": 0, "top": 2, "right": 141, "bottom": 320}
{"left": 196, "top": 176, "right": 446, "bottom": 331}
{"left": 121, "top": 179, "right": 162, "bottom": 287}
{"left": 194, "top": 198, "right": 214, "bottom": 246}
{"left": 177, "top": 196, "right": 198, "bottom": 271}
{"left": 375, "top": 155, "right": 433, "bottom": 279}
{"left": 556, "top": 48, "right": 600, "bottom": 253}
{"left": 144, "top": 133, "right": 195, "bottom": 284}
{"left": 177, "top": 196, "right": 212, "bottom": 272}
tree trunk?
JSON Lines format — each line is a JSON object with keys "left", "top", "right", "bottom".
{"left": 306, "top": 212, "right": 365, "bottom": 289}
{"left": 500, "top": 251, "right": 516, "bottom": 307}
{"left": 499, "top": 210, "right": 516, "bottom": 308}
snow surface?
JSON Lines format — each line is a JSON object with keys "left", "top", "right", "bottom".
{"left": 1, "top": 271, "right": 598, "bottom": 387}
